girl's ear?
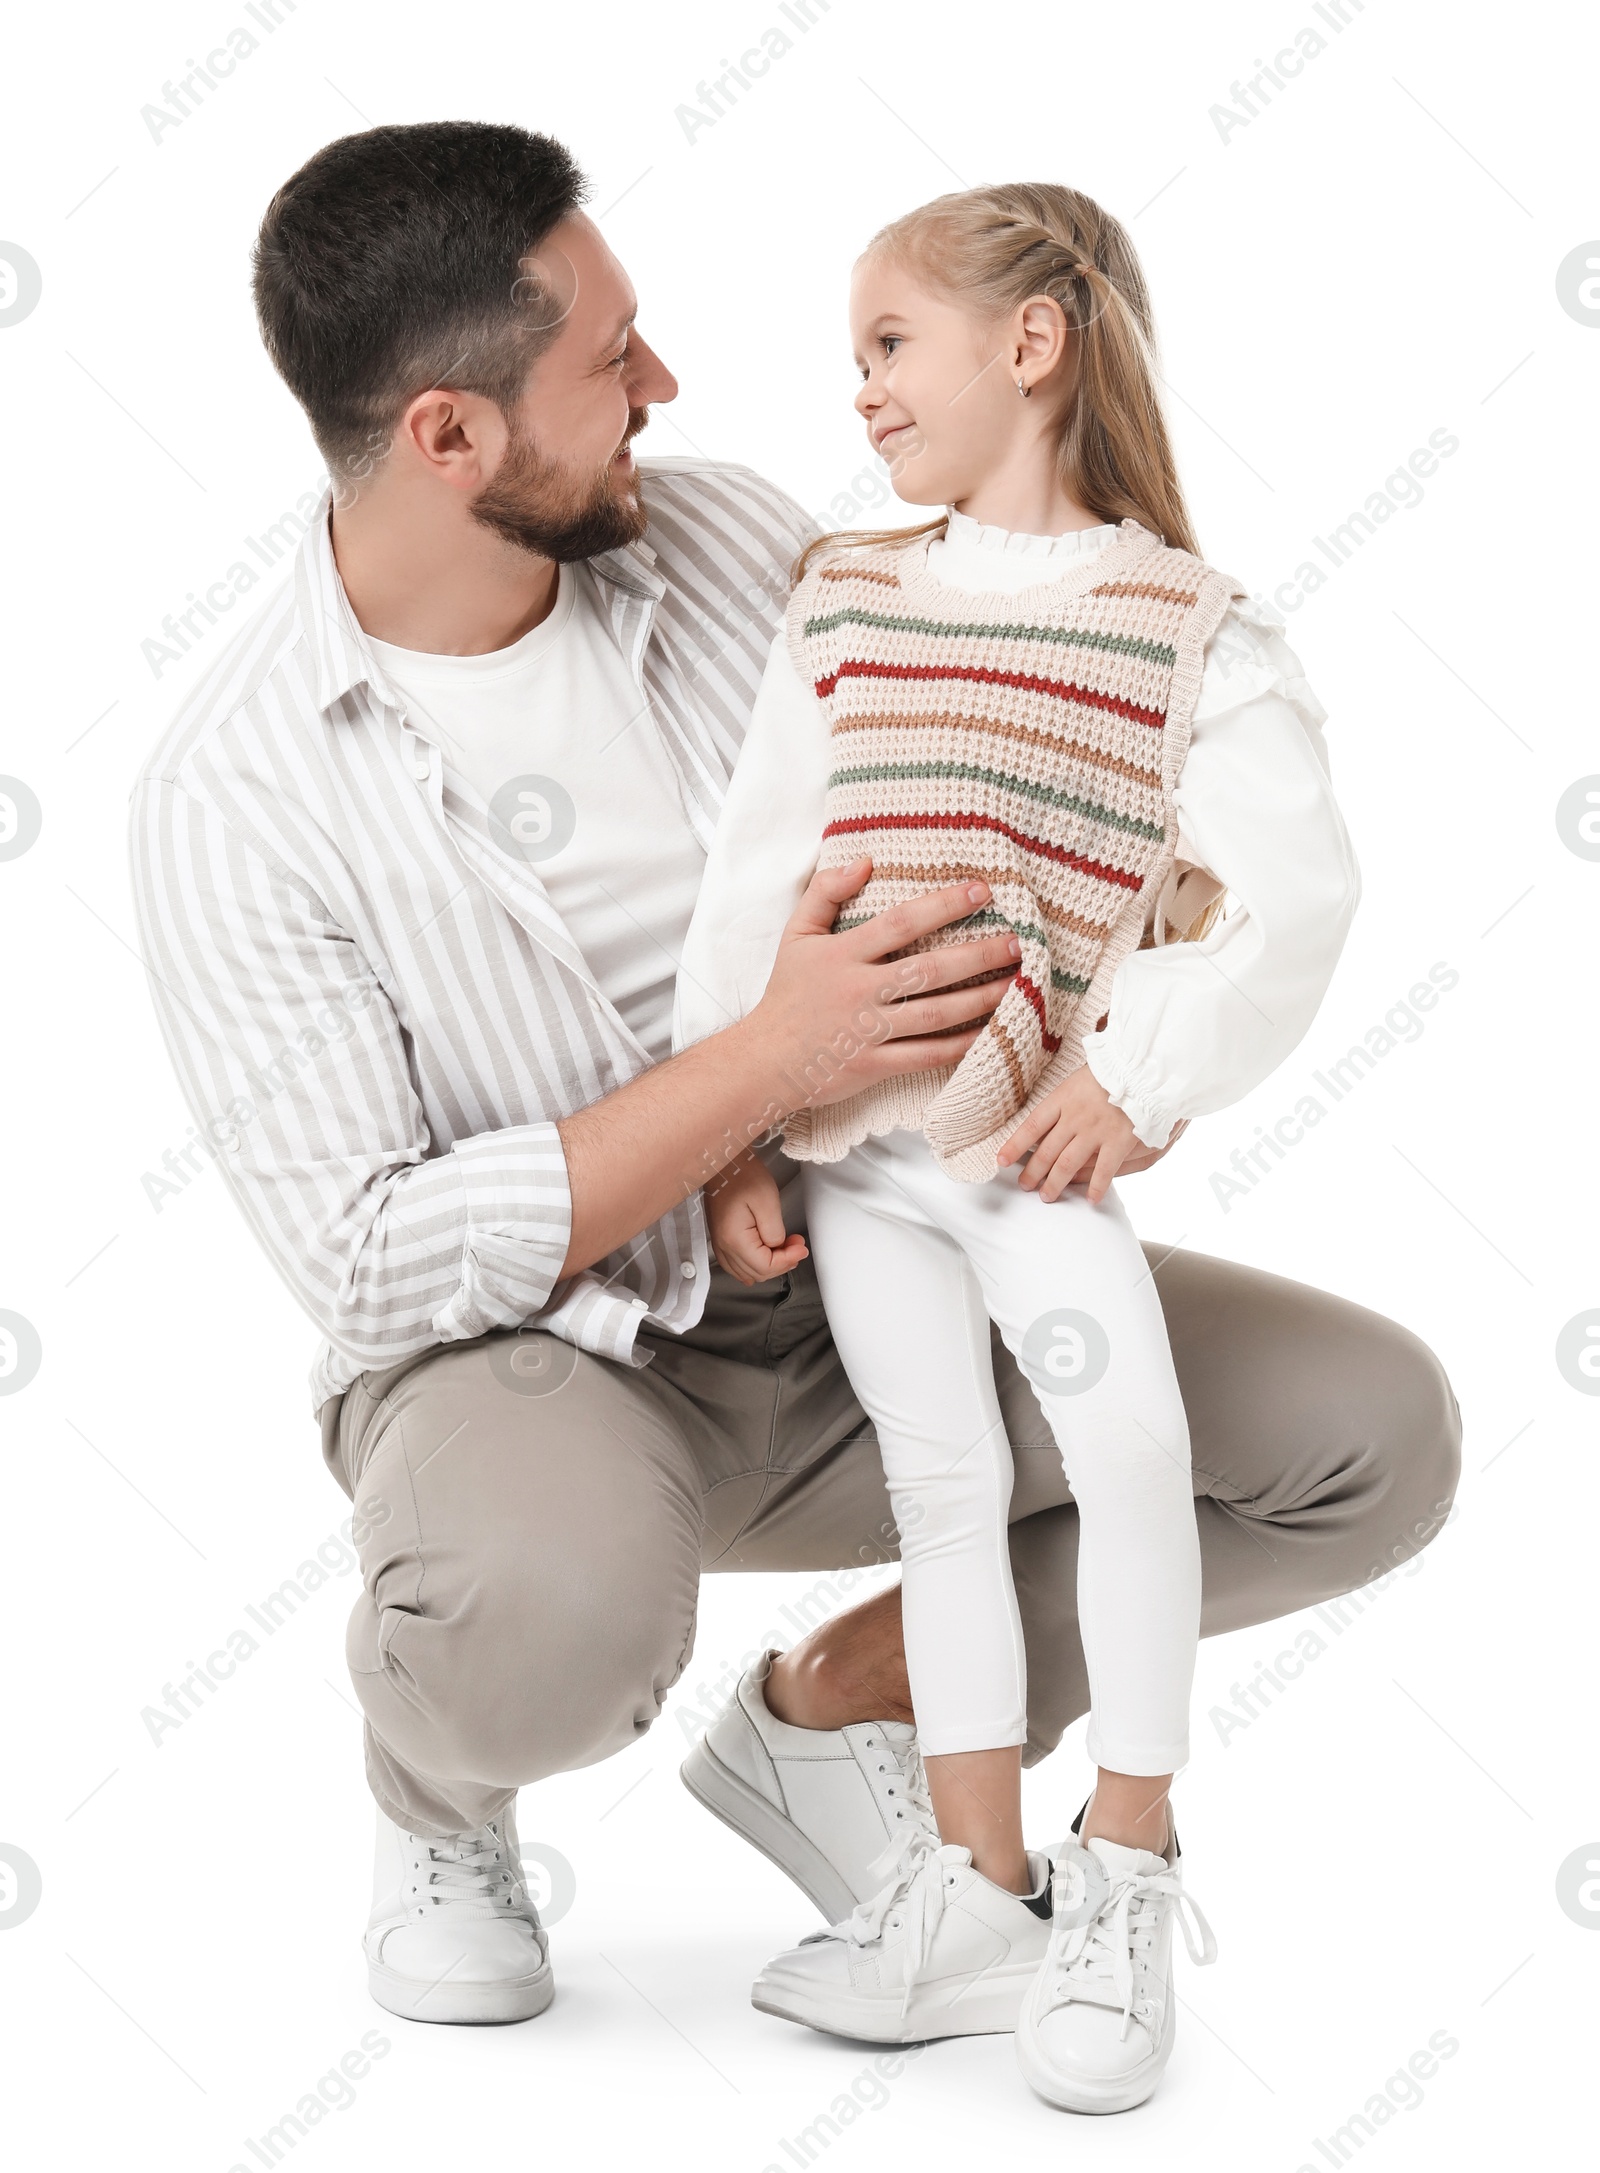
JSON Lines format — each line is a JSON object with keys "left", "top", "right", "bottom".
{"left": 1013, "top": 295, "right": 1072, "bottom": 394}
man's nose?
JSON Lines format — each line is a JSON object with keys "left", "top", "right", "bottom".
{"left": 629, "top": 335, "right": 678, "bottom": 405}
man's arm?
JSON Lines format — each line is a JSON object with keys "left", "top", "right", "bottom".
{"left": 557, "top": 857, "right": 1021, "bottom": 1276}
{"left": 129, "top": 776, "right": 1113, "bottom": 1366}
{"left": 130, "top": 777, "right": 580, "bottom": 1370}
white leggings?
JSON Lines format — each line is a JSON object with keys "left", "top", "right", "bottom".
{"left": 803, "top": 1128, "right": 1200, "bottom": 1774}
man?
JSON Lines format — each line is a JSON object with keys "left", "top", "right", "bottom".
{"left": 129, "top": 121, "right": 1459, "bottom": 2035}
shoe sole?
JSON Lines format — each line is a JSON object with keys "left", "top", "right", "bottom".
{"left": 367, "top": 1957, "right": 555, "bottom": 2026}
{"left": 1015, "top": 2001, "right": 1173, "bottom": 2113}
{"left": 680, "top": 1735, "right": 857, "bottom": 1924}
{"left": 752, "top": 1959, "right": 1038, "bottom": 2044}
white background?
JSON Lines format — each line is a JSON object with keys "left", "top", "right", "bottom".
{"left": 1, "top": 0, "right": 1596, "bottom": 2166}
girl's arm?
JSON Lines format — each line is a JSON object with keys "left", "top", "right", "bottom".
{"left": 1079, "top": 600, "right": 1361, "bottom": 1147}
{"left": 673, "top": 627, "right": 834, "bottom": 1052}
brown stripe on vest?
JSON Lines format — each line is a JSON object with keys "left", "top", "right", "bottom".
{"left": 828, "top": 708, "right": 1163, "bottom": 787}
{"left": 1088, "top": 579, "right": 1199, "bottom": 607}
{"left": 988, "top": 1009, "right": 1029, "bottom": 1110}
{"left": 848, "top": 860, "right": 1117, "bottom": 948}
{"left": 817, "top": 564, "right": 902, "bottom": 588}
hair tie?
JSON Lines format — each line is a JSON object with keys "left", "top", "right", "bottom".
{"left": 1044, "top": 246, "right": 1093, "bottom": 282}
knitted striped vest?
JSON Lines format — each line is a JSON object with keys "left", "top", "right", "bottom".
{"left": 780, "top": 519, "right": 1244, "bottom": 1180}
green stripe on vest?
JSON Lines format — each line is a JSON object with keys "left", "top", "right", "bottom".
{"left": 804, "top": 606, "right": 1176, "bottom": 669}
{"left": 826, "top": 761, "right": 1165, "bottom": 842}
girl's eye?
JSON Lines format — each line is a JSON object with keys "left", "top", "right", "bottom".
{"left": 859, "top": 335, "right": 902, "bottom": 381}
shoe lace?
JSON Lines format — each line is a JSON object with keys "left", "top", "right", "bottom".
{"left": 1048, "top": 1862, "right": 1216, "bottom": 2041}
{"left": 899, "top": 1741, "right": 935, "bottom": 1827}
{"left": 420, "top": 1825, "right": 532, "bottom": 1923}
{"left": 864, "top": 1736, "right": 938, "bottom": 1887}
{"left": 842, "top": 1829, "right": 970, "bottom": 2019}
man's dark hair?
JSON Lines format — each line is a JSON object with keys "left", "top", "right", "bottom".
{"left": 253, "top": 121, "right": 589, "bottom": 478}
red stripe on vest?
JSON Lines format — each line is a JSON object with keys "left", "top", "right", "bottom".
{"left": 813, "top": 659, "right": 1166, "bottom": 731}
{"left": 821, "top": 811, "right": 1145, "bottom": 892}
{"left": 1012, "top": 971, "right": 1062, "bottom": 1052}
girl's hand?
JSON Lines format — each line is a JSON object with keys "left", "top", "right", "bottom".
{"left": 996, "top": 1068, "right": 1139, "bottom": 1205}
{"left": 1116, "top": 1116, "right": 1187, "bottom": 1175}
{"left": 706, "top": 1149, "right": 809, "bottom": 1284}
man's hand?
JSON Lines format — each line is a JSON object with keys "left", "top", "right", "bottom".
{"left": 706, "top": 1150, "right": 808, "bottom": 1284}
{"left": 749, "top": 857, "right": 1021, "bottom": 1112}
{"left": 996, "top": 1066, "right": 1142, "bottom": 1205}
{"left": 558, "top": 858, "right": 1024, "bottom": 1282}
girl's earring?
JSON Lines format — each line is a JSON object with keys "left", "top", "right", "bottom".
{"left": 1016, "top": 376, "right": 1031, "bottom": 398}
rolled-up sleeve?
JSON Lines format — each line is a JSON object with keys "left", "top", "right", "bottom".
{"left": 130, "top": 776, "right": 574, "bottom": 1372}
{"left": 1081, "top": 604, "right": 1361, "bottom": 1147}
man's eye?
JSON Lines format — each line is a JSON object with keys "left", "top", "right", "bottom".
{"left": 610, "top": 345, "right": 630, "bottom": 369}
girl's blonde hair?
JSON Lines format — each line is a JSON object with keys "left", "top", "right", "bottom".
{"left": 797, "top": 182, "right": 1220, "bottom": 946}
{"left": 796, "top": 180, "right": 1197, "bottom": 584}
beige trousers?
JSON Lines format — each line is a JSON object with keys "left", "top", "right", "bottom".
{"left": 323, "top": 1237, "right": 1460, "bottom": 1837}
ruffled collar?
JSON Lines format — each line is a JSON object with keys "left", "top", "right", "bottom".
{"left": 943, "top": 508, "right": 1120, "bottom": 562}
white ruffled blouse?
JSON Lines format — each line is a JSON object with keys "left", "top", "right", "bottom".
{"left": 673, "top": 510, "right": 1361, "bottom": 1149}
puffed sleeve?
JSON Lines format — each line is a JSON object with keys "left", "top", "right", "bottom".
{"left": 1080, "top": 597, "right": 1361, "bottom": 1147}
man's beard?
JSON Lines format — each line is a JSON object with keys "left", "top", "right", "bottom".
{"left": 470, "top": 406, "right": 651, "bottom": 562}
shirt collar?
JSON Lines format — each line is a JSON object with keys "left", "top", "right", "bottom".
{"left": 295, "top": 492, "right": 666, "bottom": 718}
{"left": 295, "top": 491, "right": 397, "bottom": 715}
{"left": 588, "top": 538, "right": 664, "bottom": 601}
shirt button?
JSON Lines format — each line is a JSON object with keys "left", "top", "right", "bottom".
{"left": 412, "top": 754, "right": 430, "bottom": 781}
{"left": 680, "top": 1262, "right": 697, "bottom": 1279}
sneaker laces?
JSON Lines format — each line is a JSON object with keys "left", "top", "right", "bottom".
{"left": 864, "top": 1736, "right": 938, "bottom": 1886}
{"left": 839, "top": 1828, "right": 971, "bottom": 2019}
{"left": 1048, "top": 1860, "right": 1216, "bottom": 2041}
{"left": 420, "top": 1825, "right": 533, "bottom": 1924}
{"left": 899, "top": 1739, "right": 935, "bottom": 1825}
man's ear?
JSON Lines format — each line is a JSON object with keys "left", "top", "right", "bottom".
{"left": 395, "top": 387, "right": 510, "bottom": 494}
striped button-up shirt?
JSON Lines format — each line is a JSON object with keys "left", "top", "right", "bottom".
{"left": 129, "top": 457, "right": 817, "bottom": 1411}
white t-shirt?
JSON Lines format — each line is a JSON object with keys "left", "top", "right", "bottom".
{"left": 368, "top": 562, "right": 705, "bottom": 1065}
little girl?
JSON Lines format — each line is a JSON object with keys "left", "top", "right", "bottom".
{"left": 674, "top": 182, "right": 1357, "bottom": 2111}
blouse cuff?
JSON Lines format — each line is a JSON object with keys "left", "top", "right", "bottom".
{"left": 1081, "top": 1029, "right": 1179, "bottom": 1151}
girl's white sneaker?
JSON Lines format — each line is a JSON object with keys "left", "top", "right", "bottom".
{"left": 1015, "top": 1825, "right": 1217, "bottom": 2113}
{"left": 752, "top": 1830, "right": 1053, "bottom": 2043}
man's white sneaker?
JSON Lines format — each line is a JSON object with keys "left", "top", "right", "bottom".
{"left": 365, "top": 1799, "right": 553, "bottom": 2025}
{"left": 681, "top": 1649, "right": 937, "bottom": 1921}
{"left": 752, "top": 1831, "right": 1054, "bottom": 2043}
{"left": 1015, "top": 1822, "right": 1217, "bottom": 2113}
